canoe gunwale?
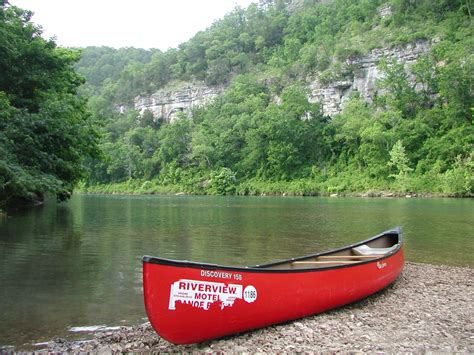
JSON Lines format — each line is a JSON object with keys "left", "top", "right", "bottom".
{"left": 142, "top": 227, "right": 402, "bottom": 273}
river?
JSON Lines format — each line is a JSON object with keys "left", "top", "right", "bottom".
{"left": 0, "top": 194, "right": 472, "bottom": 349}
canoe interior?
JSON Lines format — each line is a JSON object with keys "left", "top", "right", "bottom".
{"left": 255, "top": 230, "right": 401, "bottom": 270}
{"left": 142, "top": 227, "right": 402, "bottom": 272}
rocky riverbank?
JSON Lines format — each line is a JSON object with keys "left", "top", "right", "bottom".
{"left": 35, "top": 262, "right": 474, "bottom": 353}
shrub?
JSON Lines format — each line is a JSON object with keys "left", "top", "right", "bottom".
{"left": 208, "top": 168, "right": 237, "bottom": 195}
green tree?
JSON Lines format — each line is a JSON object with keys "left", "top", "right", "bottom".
{"left": 440, "top": 154, "right": 473, "bottom": 196}
{"left": 209, "top": 167, "right": 237, "bottom": 195}
{"left": 388, "top": 140, "right": 413, "bottom": 191}
{"left": 377, "top": 59, "right": 419, "bottom": 118}
{"left": 156, "top": 116, "right": 194, "bottom": 171}
{"left": 0, "top": 2, "right": 99, "bottom": 207}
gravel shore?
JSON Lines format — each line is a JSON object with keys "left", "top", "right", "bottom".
{"left": 42, "top": 262, "right": 473, "bottom": 353}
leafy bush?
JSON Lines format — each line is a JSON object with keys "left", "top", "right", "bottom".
{"left": 208, "top": 168, "right": 237, "bottom": 195}
{"left": 440, "top": 155, "right": 473, "bottom": 197}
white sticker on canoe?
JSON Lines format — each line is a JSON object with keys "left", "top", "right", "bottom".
{"left": 243, "top": 285, "right": 257, "bottom": 303}
{"left": 168, "top": 279, "right": 256, "bottom": 310}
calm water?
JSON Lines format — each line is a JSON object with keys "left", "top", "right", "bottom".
{"left": 0, "top": 195, "right": 472, "bottom": 348}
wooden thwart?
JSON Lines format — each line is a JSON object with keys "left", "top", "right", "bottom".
{"left": 293, "top": 260, "right": 361, "bottom": 265}
{"left": 292, "top": 254, "right": 381, "bottom": 265}
{"left": 317, "top": 255, "right": 380, "bottom": 259}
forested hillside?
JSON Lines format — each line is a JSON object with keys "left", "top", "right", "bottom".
{"left": 57, "top": 0, "right": 474, "bottom": 197}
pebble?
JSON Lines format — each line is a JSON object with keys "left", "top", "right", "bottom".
{"left": 43, "top": 262, "right": 473, "bottom": 353}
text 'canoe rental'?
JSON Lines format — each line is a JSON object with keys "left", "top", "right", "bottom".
{"left": 142, "top": 227, "right": 404, "bottom": 344}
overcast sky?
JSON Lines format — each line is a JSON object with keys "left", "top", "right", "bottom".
{"left": 10, "top": 0, "right": 256, "bottom": 50}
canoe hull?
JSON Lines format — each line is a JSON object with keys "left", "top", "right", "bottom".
{"left": 143, "top": 231, "right": 404, "bottom": 344}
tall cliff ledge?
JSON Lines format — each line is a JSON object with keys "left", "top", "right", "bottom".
{"left": 134, "top": 83, "right": 225, "bottom": 123}
{"left": 133, "top": 40, "right": 432, "bottom": 120}
{"left": 308, "top": 40, "right": 433, "bottom": 116}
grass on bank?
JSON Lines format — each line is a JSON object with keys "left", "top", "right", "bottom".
{"left": 77, "top": 165, "right": 473, "bottom": 197}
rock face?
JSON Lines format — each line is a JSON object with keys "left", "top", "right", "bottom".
{"left": 134, "top": 83, "right": 225, "bottom": 123}
{"left": 378, "top": 3, "right": 393, "bottom": 18}
{"left": 133, "top": 41, "right": 432, "bottom": 120}
{"left": 307, "top": 40, "right": 432, "bottom": 116}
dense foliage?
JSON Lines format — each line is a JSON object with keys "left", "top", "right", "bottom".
{"left": 0, "top": 1, "right": 99, "bottom": 207}
{"left": 77, "top": 0, "right": 472, "bottom": 196}
{"left": 1, "top": 0, "right": 470, "bottom": 209}
{"left": 77, "top": 0, "right": 473, "bottom": 102}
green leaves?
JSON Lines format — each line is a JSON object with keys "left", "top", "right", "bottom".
{"left": 388, "top": 140, "right": 413, "bottom": 176}
{"left": 71, "top": 0, "right": 473, "bottom": 197}
{"left": 209, "top": 168, "right": 237, "bottom": 195}
{"left": 0, "top": 3, "right": 99, "bottom": 206}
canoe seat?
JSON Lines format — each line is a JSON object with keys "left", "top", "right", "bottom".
{"left": 352, "top": 244, "right": 398, "bottom": 256}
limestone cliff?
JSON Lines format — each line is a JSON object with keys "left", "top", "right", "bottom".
{"left": 134, "top": 83, "right": 225, "bottom": 123}
{"left": 133, "top": 40, "right": 432, "bottom": 119}
{"left": 308, "top": 40, "right": 433, "bottom": 116}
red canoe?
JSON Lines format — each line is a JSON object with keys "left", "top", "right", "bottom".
{"left": 142, "top": 227, "right": 404, "bottom": 344}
